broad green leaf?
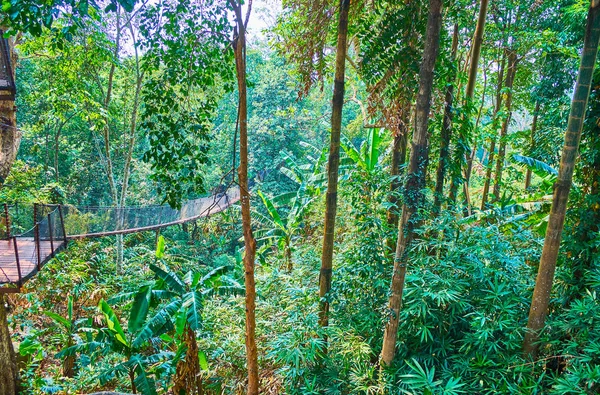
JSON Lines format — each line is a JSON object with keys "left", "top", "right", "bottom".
{"left": 280, "top": 167, "right": 302, "bottom": 184}
{"left": 128, "top": 286, "right": 151, "bottom": 334}
{"left": 258, "top": 190, "right": 285, "bottom": 230}
{"left": 200, "top": 265, "right": 232, "bottom": 286}
{"left": 512, "top": 154, "right": 558, "bottom": 177}
{"left": 365, "top": 128, "right": 383, "bottom": 171}
{"left": 182, "top": 290, "right": 203, "bottom": 331}
{"left": 341, "top": 135, "right": 364, "bottom": 169}
{"left": 199, "top": 350, "right": 209, "bottom": 370}
{"left": 150, "top": 264, "right": 185, "bottom": 294}
{"left": 43, "top": 311, "right": 70, "bottom": 330}
{"left": 155, "top": 235, "right": 166, "bottom": 259}
{"left": 175, "top": 307, "right": 187, "bottom": 337}
{"left": 132, "top": 300, "right": 179, "bottom": 349}
{"left": 67, "top": 295, "right": 73, "bottom": 324}
{"left": 98, "top": 299, "right": 128, "bottom": 347}
{"left": 134, "top": 364, "right": 158, "bottom": 395}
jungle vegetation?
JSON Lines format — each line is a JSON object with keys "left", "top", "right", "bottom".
{"left": 0, "top": 0, "right": 599, "bottom": 393}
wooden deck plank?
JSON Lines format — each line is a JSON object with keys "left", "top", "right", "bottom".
{"left": 0, "top": 237, "right": 64, "bottom": 286}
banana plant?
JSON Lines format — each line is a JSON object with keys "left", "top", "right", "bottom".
{"left": 59, "top": 287, "right": 178, "bottom": 395}
{"left": 512, "top": 154, "right": 558, "bottom": 193}
{"left": 341, "top": 127, "right": 384, "bottom": 173}
{"left": 43, "top": 295, "right": 78, "bottom": 377}
{"left": 148, "top": 260, "right": 244, "bottom": 395}
{"left": 279, "top": 141, "right": 328, "bottom": 200}
{"left": 255, "top": 189, "right": 314, "bottom": 271}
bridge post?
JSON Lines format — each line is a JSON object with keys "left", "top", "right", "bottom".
{"left": 33, "top": 204, "right": 41, "bottom": 270}
{"left": 58, "top": 205, "right": 67, "bottom": 245}
{"left": 47, "top": 214, "right": 54, "bottom": 257}
{"left": 12, "top": 237, "right": 22, "bottom": 286}
{"left": 3, "top": 203, "right": 9, "bottom": 239}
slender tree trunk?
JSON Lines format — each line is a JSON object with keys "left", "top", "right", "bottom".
{"left": 98, "top": 9, "right": 123, "bottom": 273}
{"left": 128, "top": 369, "right": 136, "bottom": 394}
{"left": 492, "top": 49, "right": 518, "bottom": 200}
{"left": 524, "top": 101, "right": 541, "bottom": 189}
{"left": 481, "top": 49, "right": 507, "bottom": 209}
{"left": 232, "top": 4, "right": 259, "bottom": 393}
{"left": 465, "top": 0, "right": 488, "bottom": 100}
{"left": 386, "top": 117, "right": 408, "bottom": 257}
{"left": 433, "top": 24, "right": 459, "bottom": 214}
{"left": 464, "top": 67, "right": 488, "bottom": 187}
{"left": 380, "top": 0, "right": 443, "bottom": 366}
{"left": 448, "top": 0, "right": 488, "bottom": 204}
{"left": 54, "top": 128, "right": 60, "bottom": 183}
{"left": 318, "top": 0, "right": 350, "bottom": 336}
{"left": 0, "top": 295, "right": 17, "bottom": 395}
{"left": 523, "top": 0, "right": 600, "bottom": 358}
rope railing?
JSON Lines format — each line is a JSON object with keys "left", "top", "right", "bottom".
{"left": 61, "top": 187, "right": 240, "bottom": 239}
{"left": 0, "top": 187, "right": 240, "bottom": 290}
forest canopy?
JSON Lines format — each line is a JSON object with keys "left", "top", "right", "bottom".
{"left": 0, "top": 0, "right": 599, "bottom": 394}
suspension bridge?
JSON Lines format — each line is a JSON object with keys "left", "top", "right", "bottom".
{"left": 0, "top": 187, "right": 240, "bottom": 293}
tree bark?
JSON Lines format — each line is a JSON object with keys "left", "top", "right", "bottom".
{"left": 0, "top": 33, "right": 18, "bottom": 185}
{"left": 433, "top": 24, "right": 459, "bottom": 214}
{"left": 0, "top": 30, "right": 18, "bottom": 395}
{"left": 465, "top": 69, "right": 488, "bottom": 187}
{"left": 380, "top": 0, "right": 443, "bottom": 366}
{"left": 173, "top": 327, "right": 203, "bottom": 395}
{"left": 524, "top": 101, "right": 541, "bottom": 190}
{"left": 447, "top": 0, "right": 488, "bottom": 204}
{"left": 0, "top": 295, "right": 17, "bottom": 395}
{"left": 386, "top": 117, "right": 408, "bottom": 257}
{"left": 492, "top": 49, "right": 519, "bottom": 201}
{"left": 481, "top": 48, "right": 507, "bottom": 209}
{"left": 523, "top": 0, "right": 600, "bottom": 358}
{"left": 232, "top": 3, "right": 259, "bottom": 393}
{"left": 318, "top": 0, "right": 350, "bottom": 336}
{"left": 0, "top": 101, "right": 18, "bottom": 186}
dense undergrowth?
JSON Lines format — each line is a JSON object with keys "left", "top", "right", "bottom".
{"left": 5, "top": 172, "right": 600, "bottom": 394}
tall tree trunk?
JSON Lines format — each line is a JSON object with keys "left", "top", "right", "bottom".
{"left": 386, "top": 116, "right": 408, "bottom": 257}
{"left": 523, "top": 0, "right": 600, "bottom": 358}
{"left": 0, "top": 295, "right": 17, "bottom": 395}
{"left": 318, "top": 0, "right": 350, "bottom": 336}
{"left": 433, "top": 24, "right": 459, "bottom": 214}
{"left": 0, "top": 31, "right": 18, "bottom": 395}
{"left": 492, "top": 49, "right": 518, "bottom": 201}
{"left": 481, "top": 49, "right": 507, "bottom": 209}
{"left": 0, "top": 33, "right": 18, "bottom": 185}
{"left": 232, "top": 3, "right": 259, "bottom": 392}
{"left": 447, "top": 0, "right": 488, "bottom": 204}
{"left": 380, "top": 0, "right": 443, "bottom": 366}
{"left": 524, "top": 101, "right": 541, "bottom": 189}
{"left": 464, "top": 69, "right": 488, "bottom": 186}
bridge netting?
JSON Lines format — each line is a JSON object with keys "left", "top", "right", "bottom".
{"left": 4, "top": 187, "right": 240, "bottom": 239}
{"left": 0, "top": 187, "right": 240, "bottom": 289}
{"left": 52, "top": 187, "right": 239, "bottom": 238}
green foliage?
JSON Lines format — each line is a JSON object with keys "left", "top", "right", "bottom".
{"left": 5, "top": 0, "right": 600, "bottom": 394}
{"left": 138, "top": 0, "right": 233, "bottom": 207}
{"left": 341, "top": 128, "right": 385, "bottom": 173}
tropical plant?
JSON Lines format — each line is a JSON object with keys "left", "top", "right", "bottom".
{"left": 148, "top": 236, "right": 244, "bottom": 395}
{"left": 43, "top": 295, "right": 78, "bottom": 377}
{"left": 60, "top": 288, "right": 177, "bottom": 394}
{"left": 341, "top": 128, "right": 385, "bottom": 174}
{"left": 255, "top": 189, "right": 314, "bottom": 270}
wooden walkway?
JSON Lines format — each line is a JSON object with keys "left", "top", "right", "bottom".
{"left": 0, "top": 187, "right": 240, "bottom": 293}
{"left": 0, "top": 238, "right": 64, "bottom": 287}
